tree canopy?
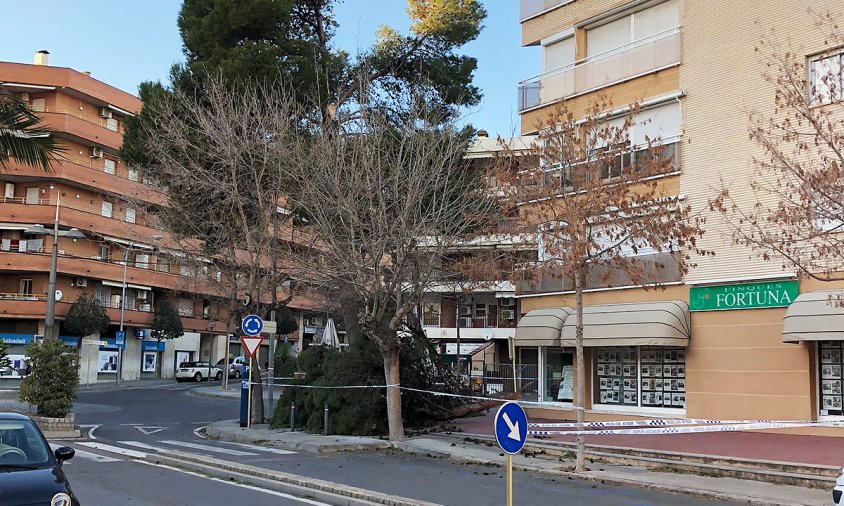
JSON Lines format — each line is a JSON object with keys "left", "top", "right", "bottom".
{"left": 0, "top": 87, "right": 64, "bottom": 172}
{"left": 62, "top": 293, "right": 110, "bottom": 348}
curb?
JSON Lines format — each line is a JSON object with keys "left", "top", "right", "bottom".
{"left": 205, "top": 422, "right": 392, "bottom": 453}
{"left": 393, "top": 440, "right": 821, "bottom": 506}
{"left": 145, "top": 450, "right": 438, "bottom": 506}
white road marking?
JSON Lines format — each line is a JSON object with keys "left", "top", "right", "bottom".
{"left": 118, "top": 441, "right": 172, "bottom": 453}
{"left": 193, "top": 426, "right": 207, "bottom": 439}
{"left": 78, "top": 424, "right": 100, "bottom": 440}
{"left": 159, "top": 440, "right": 258, "bottom": 456}
{"left": 50, "top": 443, "right": 120, "bottom": 463}
{"left": 135, "top": 460, "right": 331, "bottom": 505}
{"left": 217, "top": 441, "right": 296, "bottom": 455}
{"left": 136, "top": 426, "right": 167, "bottom": 435}
{"left": 77, "top": 442, "right": 147, "bottom": 459}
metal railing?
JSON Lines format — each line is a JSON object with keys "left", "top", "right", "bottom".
{"left": 41, "top": 106, "right": 122, "bottom": 132}
{"left": 518, "top": 27, "right": 681, "bottom": 112}
{"left": 0, "top": 292, "right": 47, "bottom": 301}
{"left": 1, "top": 197, "right": 158, "bottom": 228}
{"left": 519, "top": 0, "right": 570, "bottom": 21}
{"left": 480, "top": 363, "right": 539, "bottom": 400}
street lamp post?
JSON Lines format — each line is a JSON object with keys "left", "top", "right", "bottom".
{"left": 116, "top": 247, "right": 129, "bottom": 386}
{"left": 207, "top": 320, "right": 216, "bottom": 383}
{"left": 25, "top": 194, "right": 85, "bottom": 341}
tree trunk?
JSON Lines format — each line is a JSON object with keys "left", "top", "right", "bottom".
{"left": 574, "top": 267, "right": 586, "bottom": 472}
{"left": 156, "top": 339, "right": 163, "bottom": 380}
{"left": 250, "top": 360, "right": 264, "bottom": 424}
{"left": 383, "top": 346, "right": 404, "bottom": 440}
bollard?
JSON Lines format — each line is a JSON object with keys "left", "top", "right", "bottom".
{"left": 289, "top": 402, "right": 295, "bottom": 431}
{"left": 323, "top": 402, "right": 329, "bottom": 436}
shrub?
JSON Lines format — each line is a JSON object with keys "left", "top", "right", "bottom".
{"left": 19, "top": 339, "right": 79, "bottom": 417}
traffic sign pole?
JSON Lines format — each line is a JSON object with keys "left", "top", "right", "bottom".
{"left": 506, "top": 454, "right": 513, "bottom": 506}
{"left": 247, "top": 356, "right": 253, "bottom": 429}
{"left": 494, "top": 401, "right": 528, "bottom": 506}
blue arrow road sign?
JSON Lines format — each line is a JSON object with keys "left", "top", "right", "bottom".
{"left": 494, "top": 402, "right": 528, "bottom": 454}
{"left": 241, "top": 314, "right": 263, "bottom": 336}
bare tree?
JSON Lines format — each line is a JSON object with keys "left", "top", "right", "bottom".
{"left": 714, "top": 11, "right": 844, "bottom": 282}
{"left": 284, "top": 110, "right": 498, "bottom": 440}
{"left": 496, "top": 97, "right": 709, "bottom": 471}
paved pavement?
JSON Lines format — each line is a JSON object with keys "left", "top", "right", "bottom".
{"left": 451, "top": 411, "right": 844, "bottom": 466}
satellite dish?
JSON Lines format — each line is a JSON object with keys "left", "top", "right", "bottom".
{"left": 54, "top": 289, "right": 63, "bottom": 301}
{"left": 241, "top": 294, "right": 251, "bottom": 306}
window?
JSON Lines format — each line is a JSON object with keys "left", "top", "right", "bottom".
{"left": 810, "top": 52, "right": 844, "bottom": 105}
{"left": 180, "top": 264, "right": 193, "bottom": 277}
{"left": 101, "top": 201, "right": 113, "bottom": 218}
{"left": 474, "top": 303, "right": 487, "bottom": 317}
{"left": 99, "top": 244, "right": 110, "bottom": 260}
{"left": 127, "top": 167, "right": 139, "bottom": 182}
{"left": 125, "top": 207, "right": 136, "bottom": 224}
{"left": 178, "top": 298, "right": 194, "bottom": 317}
{"left": 106, "top": 117, "right": 118, "bottom": 132}
{"left": 542, "top": 35, "right": 574, "bottom": 72}
{"left": 30, "top": 98, "right": 45, "bottom": 112}
{"left": 157, "top": 257, "right": 170, "bottom": 273}
{"left": 819, "top": 341, "right": 844, "bottom": 416}
{"left": 587, "top": 0, "right": 678, "bottom": 58}
{"left": 594, "top": 346, "right": 686, "bottom": 409}
{"left": 95, "top": 287, "right": 110, "bottom": 306}
{"left": 19, "top": 279, "right": 33, "bottom": 296}
{"left": 103, "top": 159, "right": 116, "bottom": 175}
{"left": 135, "top": 253, "right": 149, "bottom": 269}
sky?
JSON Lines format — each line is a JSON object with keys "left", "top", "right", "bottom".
{"left": 1, "top": 0, "right": 538, "bottom": 137}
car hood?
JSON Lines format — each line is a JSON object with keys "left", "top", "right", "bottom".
{"left": 0, "top": 466, "right": 72, "bottom": 505}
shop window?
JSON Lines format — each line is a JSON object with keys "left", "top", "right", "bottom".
{"left": 819, "top": 341, "right": 844, "bottom": 416}
{"left": 594, "top": 346, "right": 686, "bottom": 409}
{"left": 544, "top": 348, "right": 574, "bottom": 402}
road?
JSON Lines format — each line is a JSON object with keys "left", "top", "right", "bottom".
{"left": 50, "top": 381, "right": 737, "bottom": 505}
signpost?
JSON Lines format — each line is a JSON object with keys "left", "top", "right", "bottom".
{"left": 240, "top": 335, "right": 264, "bottom": 428}
{"left": 494, "top": 401, "right": 528, "bottom": 506}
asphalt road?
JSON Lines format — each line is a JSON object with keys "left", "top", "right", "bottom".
{"left": 52, "top": 381, "right": 737, "bottom": 506}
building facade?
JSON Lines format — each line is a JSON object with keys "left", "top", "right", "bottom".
{"left": 0, "top": 53, "right": 312, "bottom": 383}
{"left": 514, "top": 0, "right": 844, "bottom": 432}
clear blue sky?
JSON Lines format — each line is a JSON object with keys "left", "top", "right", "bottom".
{"left": 1, "top": 1, "right": 537, "bottom": 137}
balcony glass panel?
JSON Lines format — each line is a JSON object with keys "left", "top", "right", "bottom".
{"left": 518, "top": 28, "right": 681, "bottom": 112}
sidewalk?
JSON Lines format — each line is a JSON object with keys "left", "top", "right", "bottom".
{"left": 451, "top": 411, "right": 844, "bottom": 467}
{"left": 202, "top": 419, "right": 833, "bottom": 506}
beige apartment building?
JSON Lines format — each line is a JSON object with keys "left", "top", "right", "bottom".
{"left": 514, "top": 0, "right": 844, "bottom": 433}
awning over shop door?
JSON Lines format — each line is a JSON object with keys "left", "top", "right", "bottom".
{"left": 514, "top": 307, "right": 574, "bottom": 346}
{"left": 783, "top": 290, "right": 844, "bottom": 342}
{"left": 560, "top": 300, "right": 691, "bottom": 347}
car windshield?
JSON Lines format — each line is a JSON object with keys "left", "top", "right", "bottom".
{"left": 0, "top": 420, "right": 51, "bottom": 469}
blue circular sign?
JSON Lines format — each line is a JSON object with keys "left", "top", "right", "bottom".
{"left": 494, "top": 401, "right": 528, "bottom": 454}
{"left": 241, "top": 314, "right": 263, "bottom": 336}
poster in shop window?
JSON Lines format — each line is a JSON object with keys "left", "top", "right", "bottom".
{"left": 142, "top": 351, "right": 157, "bottom": 373}
{"left": 98, "top": 350, "right": 118, "bottom": 373}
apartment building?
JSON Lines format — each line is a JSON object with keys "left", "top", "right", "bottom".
{"left": 513, "top": 0, "right": 844, "bottom": 431}
{"left": 0, "top": 53, "right": 313, "bottom": 383}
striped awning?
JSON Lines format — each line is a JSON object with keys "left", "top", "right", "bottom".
{"left": 560, "top": 300, "right": 691, "bottom": 347}
{"left": 514, "top": 307, "right": 574, "bottom": 346}
{"left": 783, "top": 290, "right": 844, "bottom": 342}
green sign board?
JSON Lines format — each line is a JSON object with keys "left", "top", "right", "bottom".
{"left": 689, "top": 280, "right": 798, "bottom": 311}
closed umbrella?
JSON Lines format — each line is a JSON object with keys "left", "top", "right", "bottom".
{"left": 322, "top": 318, "right": 340, "bottom": 349}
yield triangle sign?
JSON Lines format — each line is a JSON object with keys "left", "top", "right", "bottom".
{"left": 240, "top": 336, "right": 264, "bottom": 358}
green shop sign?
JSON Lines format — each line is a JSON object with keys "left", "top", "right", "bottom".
{"left": 689, "top": 280, "right": 798, "bottom": 311}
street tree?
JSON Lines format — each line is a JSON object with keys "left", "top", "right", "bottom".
{"left": 62, "top": 292, "right": 110, "bottom": 352}
{"left": 151, "top": 298, "right": 185, "bottom": 379}
{"left": 714, "top": 11, "right": 844, "bottom": 282}
{"left": 19, "top": 339, "right": 79, "bottom": 417}
{"left": 496, "top": 98, "right": 709, "bottom": 471}
{"left": 0, "top": 338, "right": 9, "bottom": 371}
{"left": 284, "top": 106, "right": 498, "bottom": 440}
{"left": 0, "top": 87, "right": 64, "bottom": 171}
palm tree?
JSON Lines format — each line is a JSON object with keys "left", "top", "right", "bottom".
{"left": 0, "top": 87, "right": 64, "bottom": 171}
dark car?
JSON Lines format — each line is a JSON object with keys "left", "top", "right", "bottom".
{"left": 0, "top": 412, "right": 78, "bottom": 506}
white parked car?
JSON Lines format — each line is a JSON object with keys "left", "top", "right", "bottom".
{"left": 175, "top": 361, "right": 223, "bottom": 382}
{"left": 834, "top": 468, "right": 844, "bottom": 505}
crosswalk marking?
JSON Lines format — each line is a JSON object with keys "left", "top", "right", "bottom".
{"left": 119, "top": 441, "right": 172, "bottom": 453}
{"left": 76, "top": 442, "right": 147, "bottom": 459}
{"left": 50, "top": 443, "right": 120, "bottom": 463}
{"left": 217, "top": 440, "right": 296, "bottom": 455}
{"left": 158, "top": 440, "right": 259, "bottom": 456}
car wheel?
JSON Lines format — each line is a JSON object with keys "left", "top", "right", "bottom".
{"left": 194, "top": 372, "right": 202, "bottom": 382}
{"left": 176, "top": 378, "right": 182, "bottom": 383}
{"left": 215, "top": 371, "right": 223, "bottom": 380}
{"left": 234, "top": 370, "right": 242, "bottom": 379}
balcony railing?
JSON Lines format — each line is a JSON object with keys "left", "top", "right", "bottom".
{"left": 518, "top": 27, "right": 681, "bottom": 112}
{"left": 0, "top": 292, "right": 47, "bottom": 301}
{"left": 519, "top": 0, "right": 570, "bottom": 21}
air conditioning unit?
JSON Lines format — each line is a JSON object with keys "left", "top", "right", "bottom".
{"left": 99, "top": 107, "right": 112, "bottom": 118}
{"left": 458, "top": 305, "right": 471, "bottom": 316}
{"left": 75, "top": 277, "right": 88, "bottom": 287}
{"left": 89, "top": 146, "right": 103, "bottom": 159}
{"left": 136, "top": 290, "right": 148, "bottom": 300}
{"left": 17, "top": 93, "right": 30, "bottom": 103}
{"left": 502, "top": 310, "right": 515, "bottom": 321}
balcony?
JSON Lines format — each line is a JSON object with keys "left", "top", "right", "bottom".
{"left": 519, "top": 0, "right": 571, "bottom": 22}
{"left": 516, "top": 251, "right": 683, "bottom": 295}
{"left": 40, "top": 111, "right": 123, "bottom": 150}
{"left": 518, "top": 28, "right": 681, "bottom": 112}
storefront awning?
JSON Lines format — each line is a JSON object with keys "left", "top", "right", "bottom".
{"left": 783, "top": 290, "right": 844, "bottom": 342}
{"left": 560, "top": 300, "right": 691, "bottom": 347}
{"left": 514, "top": 307, "right": 574, "bottom": 346}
